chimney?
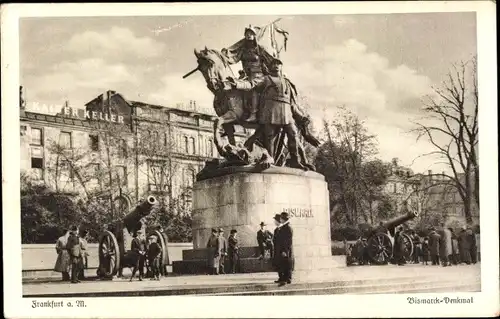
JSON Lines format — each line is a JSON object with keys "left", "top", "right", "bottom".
{"left": 193, "top": 100, "right": 197, "bottom": 110}
{"left": 428, "top": 170, "right": 432, "bottom": 176}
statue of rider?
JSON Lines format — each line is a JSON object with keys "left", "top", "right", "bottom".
{"left": 222, "top": 25, "right": 275, "bottom": 122}
{"left": 229, "top": 58, "right": 305, "bottom": 169}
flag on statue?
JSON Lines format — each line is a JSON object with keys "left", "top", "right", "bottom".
{"left": 254, "top": 19, "right": 289, "bottom": 59}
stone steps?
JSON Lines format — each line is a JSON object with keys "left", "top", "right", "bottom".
{"left": 23, "top": 274, "right": 480, "bottom": 297}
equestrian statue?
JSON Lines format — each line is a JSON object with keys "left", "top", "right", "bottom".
{"left": 183, "top": 24, "right": 321, "bottom": 172}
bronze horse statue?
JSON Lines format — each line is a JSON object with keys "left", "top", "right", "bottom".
{"left": 185, "top": 47, "right": 318, "bottom": 170}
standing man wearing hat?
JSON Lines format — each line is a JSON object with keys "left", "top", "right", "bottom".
{"left": 222, "top": 25, "right": 275, "bottom": 122}
{"left": 257, "top": 222, "right": 274, "bottom": 259}
{"left": 275, "top": 212, "right": 294, "bottom": 286}
{"left": 230, "top": 58, "right": 304, "bottom": 169}
{"left": 227, "top": 229, "right": 240, "bottom": 274}
{"left": 272, "top": 214, "right": 283, "bottom": 282}
{"left": 218, "top": 228, "right": 228, "bottom": 274}
{"left": 206, "top": 228, "right": 221, "bottom": 275}
{"left": 66, "top": 226, "right": 82, "bottom": 284}
{"left": 130, "top": 230, "right": 146, "bottom": 281}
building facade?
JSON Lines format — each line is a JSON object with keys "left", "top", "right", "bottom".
{"left": 383, "top": 158, "right": 479, "bottom": 226}
{"left": 20, "top": 90, "right": 249, "bottom": 213}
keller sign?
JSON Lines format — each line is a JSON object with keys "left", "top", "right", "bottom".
{"left": 282, "top": 208, "right": 314, "bottom": 218}
{"left": 62, "top": 107, "right": 125, "bottom": 124}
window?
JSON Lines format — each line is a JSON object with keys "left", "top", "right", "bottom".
{"left": 115, "top": 166, "right": 127, "bottom": 187}
{"left": 59, "top": 160, "right": 73, "bottom": 182}
{"left": 59, "top": 132, "right": 72, "bottom": 149}
{"left": 88, "top": 163, "right": 101, "bottom": 188}
{"left": 31, "top": 128, "right": 43, "bottom": 145}
{"left": 184, "top": 136, "right": 189, "bottom": 153}
{"left": 118, "top": 139, "right": 127, "bottom": 158}
{"left": 148, "top": 161, "right": 170, "bottom": 192}
{"left": 393, "top": 183, "right": 397, "bottom": 194}
{"left": 152, "top": 131, "right": 159, "bottom": 143}
{"left": 189, "top": 137, "right": 196, "bottom": 155}
{"left": 207, "top": 139, "right": 214, "bottom": 157}
{"left": 30, "top": 147, "right": 44, "bottom": 180}
{"left": 163, "top": 132, "right": 169, "bottom": 147}
{"left": 89, "top": 135, "right": 99, "bottom": 151}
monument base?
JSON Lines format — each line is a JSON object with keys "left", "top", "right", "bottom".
{"left": 175, "top": 166, "right": 333, "bottom": 275}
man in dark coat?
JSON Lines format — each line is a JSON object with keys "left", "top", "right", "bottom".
{"left": 275, "top": 212, "right": 294, "bottom": 286}
{"left": 218, "top": 228, "right": 228, "bottom": 274}
{"left": 130, "top": 230, "right": 146, "bottom": 281}
{"left": 428, "top": 227, "right": 441, "bottom": 266}
{"left": 66, "top": 226, "right": 82, "bottom": 284}
{"left": 468, "top": 227, "right": 478, "bottom": 264}
{"left": 458, "top": 226, "right": 471, "bottom": 264}
{"left": 393, "top": 226, "right": 407, "bottom": 266}
{"left": 438, "top": 224, "right": 452, "bottom": 267}
{"left": 206, "top": 228, "right": 221, "bottom": 275}
{"left": 257, "top": 222, "right": 274, "bottom": 259}
{"left": 272, "top": 214, "right": 282, "bottom": 283}
{"left": 422, "top": 237, "right": 430, "bottom": 265}
{"left": 227, "top": 229, "right": 240, "bottom": 274}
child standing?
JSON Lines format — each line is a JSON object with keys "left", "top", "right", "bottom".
{"left": 147, "top": 235, "right": 161, "bottom": 280}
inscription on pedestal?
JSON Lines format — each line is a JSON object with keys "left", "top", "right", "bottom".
{"left": 282, "top": 208, "right": 314, "bottom": 218}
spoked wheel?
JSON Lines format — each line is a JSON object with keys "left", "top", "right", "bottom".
{"left": 98, "top": 230, "right": 120, "bottom": 278}
{"left": 400, "top": 233, "right": 414, "bottom": 261}
{"left": 367, "top": 232, "right": 393, "bottom": 265}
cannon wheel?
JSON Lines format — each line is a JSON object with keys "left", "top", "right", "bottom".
{"left": 98, "top": 230, "right": 120, "bottom": 278}
{"left": 400, "top": 233, "right": 413, "bottom": 260}
{"left": 367, "top": 232, "right": 393, "bottom": 265}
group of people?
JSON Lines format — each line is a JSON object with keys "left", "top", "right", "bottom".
{"left": 54, "top": 226, "right": 89, "bottom": 283}
{"left": 410, "top": 225, "right": 479, "bottom": 266}
{"left": 206, "top": 211, "right": 294, "bottom": 286}
{"left": 127, "top": 226, "right": 170, "bottom": 281}
{"left": 206, "top": 228, "right": 239, "bottom": 275}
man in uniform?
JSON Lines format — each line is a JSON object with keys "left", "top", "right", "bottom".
{"left": 222, "top": 25, "right": 275, "bottom": 122}
{"left": 458, "top": 226, "right": 472, "bottom": 264}
{"left": 257, "top": 222, "right": 274, "bottom": 259}
{"left": 393, "top": 226, "right": 407, "bottom": 266}
{"left": 218, "top": 228, "right": 228, "bottom": 274}
{"left": 230, "top": 58, "right": 304, "bottom": 169}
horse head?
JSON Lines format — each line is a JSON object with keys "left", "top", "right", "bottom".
{"left": 194, "top": 47, "right": 233, "bottom": 92}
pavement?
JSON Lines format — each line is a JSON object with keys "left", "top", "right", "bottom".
{"left": 23, "top": 263, "right": 481, "bottom": 297}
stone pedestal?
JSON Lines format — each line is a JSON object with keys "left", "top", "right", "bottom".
{"left": 183, "top": 166, "right": 336, "bottom": 275}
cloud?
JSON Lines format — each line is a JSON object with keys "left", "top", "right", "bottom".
{"left": 286, "top": 38, "right": 432, "bottom": 117}
{"left": 147, "top": 71, "right": 215, "bottom": 113}
{"left": 24, "top": 58, "right": 137, "bottom": 105}
{"left": 67, "top": 27, "right": 166, "bottom": 61}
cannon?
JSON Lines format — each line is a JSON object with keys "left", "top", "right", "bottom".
{"left": 97, "top": 196, "right": 167, "bottom": 278}
{"left": 365, "top": 211, "right": 419, "bottom": 265}
{"left": 347, "top": 211, "right": 419, "bottom": 266}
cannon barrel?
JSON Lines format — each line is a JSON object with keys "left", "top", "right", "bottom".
{"left": 123, "top": 195, "right": 158, "bottom": 233}
{"left": 383, "top": 210, "right": 419, "bottom": 231}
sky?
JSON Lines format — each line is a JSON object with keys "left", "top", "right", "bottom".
{"left": 20, "top": 13, "right": 477, "bottom": 174}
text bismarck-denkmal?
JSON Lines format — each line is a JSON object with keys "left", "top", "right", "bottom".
{"left": 407, "top": 296, "right": 474, "bottom": 305}
{"left": 32, "top": 300, "right": 86, "bottom": 308}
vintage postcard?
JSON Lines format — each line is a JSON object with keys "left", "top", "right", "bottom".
{"left": 2, "top": 1, "right": 498, "bottom": 318}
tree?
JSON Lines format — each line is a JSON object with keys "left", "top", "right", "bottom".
{"left": 315, "top": 106, "right": 388, "bottom": 225}
{"left": 412, "top": 57, "right": 478, "bottom": 224}
{"left": 20, "top": 173, "right": 84, "bottom": 243}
